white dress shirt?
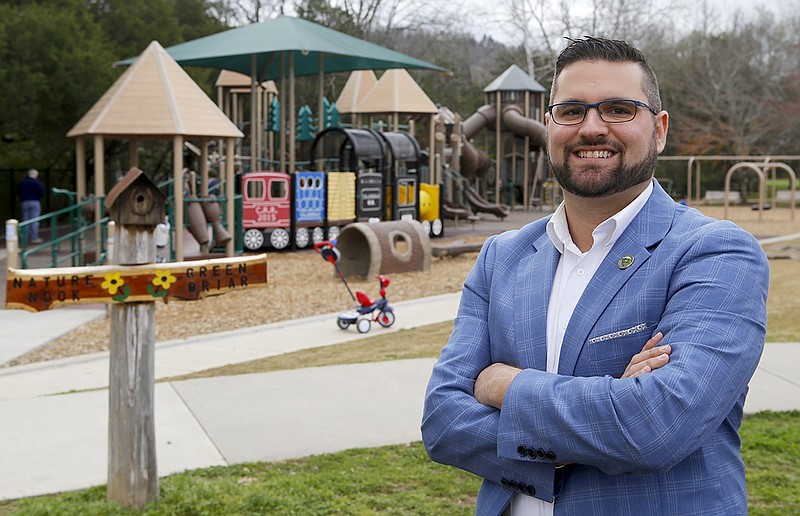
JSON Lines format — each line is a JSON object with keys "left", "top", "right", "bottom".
{"left": 506, "top": 182, "right": 653, "bottom": 515}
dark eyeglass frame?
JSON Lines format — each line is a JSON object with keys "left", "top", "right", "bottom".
{"left": 547, "top": 99, "right": 659, "bottom": 126}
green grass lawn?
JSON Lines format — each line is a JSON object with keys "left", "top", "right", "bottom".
{"left": 1, "top": 412, "right": 797, "bottom": 515}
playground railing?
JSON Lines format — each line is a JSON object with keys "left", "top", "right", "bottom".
{"left": 441, "top": 165, "right": 469, "bottom": 207}
{"left": 16, "top": 194, "right": 109, "bottom": 269}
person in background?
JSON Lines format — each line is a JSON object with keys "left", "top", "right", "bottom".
{"left": 17, "top": 168, "right": 45, "bottom": 244}
{"left": 422, "top": 36, "right": 769, "bottom": 515}
{"left": 155, "top": 215, "right": 171, "bottom": 263}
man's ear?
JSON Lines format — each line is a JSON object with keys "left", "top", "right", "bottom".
{"left": 655, "top": 111, "right": 669, "bottom": 153}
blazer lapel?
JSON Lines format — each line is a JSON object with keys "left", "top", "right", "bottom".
{"left": 515, "top": 231, "right": 559, "bottom": 371}
{"left": 557, "top": 181, "right": 677, "bottom": 376}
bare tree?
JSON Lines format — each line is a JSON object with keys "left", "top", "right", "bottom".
{"left": 209, "top": 0, "right": 288, "bottom": 25}
{"left": 325, "top": 0, "right": 453, "bottom": 41}
{"left": 499, "top": 0, "right": 683, "bottom": 82}
{"left": 659, "top": 11, "right": 793, "bottom": 156}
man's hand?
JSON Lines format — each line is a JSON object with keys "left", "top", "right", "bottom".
{"left": 622, "top": 332, "right": 671, "bottom": 379}
{"left": 474, "top": 363, "right": 522, "bottom": 409}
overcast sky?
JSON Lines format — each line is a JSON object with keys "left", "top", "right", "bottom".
{"left": 461, "top": 0, "right": 791, "bottom": 45}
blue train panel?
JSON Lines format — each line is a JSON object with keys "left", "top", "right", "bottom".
{"left": 294, "top": 171, "right": 326, "bottom": 223}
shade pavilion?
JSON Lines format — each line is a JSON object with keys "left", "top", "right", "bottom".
{"left": 118, "top": 16, "right": 448, "bottom": 173}
{"left": 68, "top": 41, "right": 243, "bottom": 261}
{"left": 335, "top": 70, "right": 378, "bottom": 124}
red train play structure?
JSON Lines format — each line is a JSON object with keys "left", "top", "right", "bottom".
{"left": 240, "top": 128, "right": 443, "bottom": 250}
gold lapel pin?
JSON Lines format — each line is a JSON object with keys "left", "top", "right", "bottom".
{"left": 618, "top": 255, "right": 635, "bottom": 269}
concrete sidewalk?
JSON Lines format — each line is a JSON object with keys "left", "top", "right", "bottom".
{"left": 0, "top": 293, "right": 460, "bottom": 501}
{"left": 0, "top": 290, "right": 799, "bottom": 501}
{"left": 0, "top": 293, "right": 460, "bottom": 400}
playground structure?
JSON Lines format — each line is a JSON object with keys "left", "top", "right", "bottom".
{"left": 723, "top": 161, "right": 796, "bottom": 220}
{"left": 11, "top": 17, "right": 800, "bottom": 270}
{"left": 239, "top": 126, "right": 443, "bottom": 251}
{"left": 458, "top": 65, "right": 548, "bottom": 207}
{"left": 214, "top": 70, "right": 279, "bottom": 169}
{"left": 66, "top": 41, "right": 242, "bottom": 264}
{"left": 658, "top": 155, "right": 800, "bottom": 216}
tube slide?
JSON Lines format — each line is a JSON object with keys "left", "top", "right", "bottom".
{"left": 456, "top": 104, "right": 547, "bottom": 217}
{"left": 459, "top": 104, "right": 546, "bottom": 181}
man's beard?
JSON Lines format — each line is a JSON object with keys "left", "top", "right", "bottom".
{"left": 548, "top": 136, "right": 658, "bottom": 198}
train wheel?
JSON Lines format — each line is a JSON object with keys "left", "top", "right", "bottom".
{"left": 295, "top": 227, "right": 310, "bottom": 248}
{"left": 312, "top": 227, "right": 324, "bottom": 244}
{"left": 422, "top": 220, "right": 431, "bottom": 235}
{"left": 377, "top": 310, "right": 395, "bottom": 328}
{"left": 270, "top": 228, "right": 290, "bottom": 249}
{"left": 243, "top": 229, "right": 265, "bottom": 250}
{"left": 432, "top": 219, "right": 443, "bottom": 236}
{"left": 357, "top": 318, "right": 371, "bottom": 333}
{"left": 328, "top": 225, "right": 340, "bottom": 241}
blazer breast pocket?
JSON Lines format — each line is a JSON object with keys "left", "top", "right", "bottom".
{"left": 586, "top": 323, "right": 657, "bottom": 378}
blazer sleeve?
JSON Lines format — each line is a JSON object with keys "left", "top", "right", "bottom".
{"left": 422, "top": 235, "right": 560, "bottom": 502}
{"left": 496, "top": 223, "right": 769, "bottom": 475}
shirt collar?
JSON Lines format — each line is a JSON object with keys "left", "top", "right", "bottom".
{"left": 546, "top": 180, "right": 653, "bottom": 254}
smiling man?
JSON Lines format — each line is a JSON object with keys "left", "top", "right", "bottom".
{"left": 422, "top": 37, "right": 769, "bottom": 515}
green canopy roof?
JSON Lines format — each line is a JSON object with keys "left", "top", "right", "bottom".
{"left": 117, "top": 16, "right": 448, "bottom": 80}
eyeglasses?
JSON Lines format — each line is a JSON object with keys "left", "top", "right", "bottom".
{"left": 548, "top": 99, "right": 658, "bottom": 126}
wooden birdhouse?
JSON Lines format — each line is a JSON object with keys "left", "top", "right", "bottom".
{"left": 105, "top": 167, "right": 167, "bottom": 227}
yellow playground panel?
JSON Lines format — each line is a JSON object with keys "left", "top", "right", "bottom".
{"left": 327, "top": 172, "right": 356, "bottom": 221}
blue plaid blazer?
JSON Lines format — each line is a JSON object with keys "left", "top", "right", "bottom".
{"left": 422, "top": 179, "right": 769, "bottom": 515}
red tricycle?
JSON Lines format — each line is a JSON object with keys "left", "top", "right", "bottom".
{"left": 314, "top": 240, "right": 396, "bottom": 333}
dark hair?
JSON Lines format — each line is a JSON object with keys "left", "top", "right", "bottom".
{"left": 551, "top": 36, "right": 662, "bottom": 112}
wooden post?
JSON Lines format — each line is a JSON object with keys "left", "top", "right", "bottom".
{"left": 104, "top": 169, "right": 166, "bottom": 509}
{"left": 289, "top": 52, "right": 296, "bottom": 174}
{"left": 495, "top": 91, "right": 502, "bottom": 204}
{"left": 280, "top": 53, "right": 287, "bottom": 174}
{"left": 94, "top": 135, "right": 105, "bottom": 262}
{"left": 5, "top": 219, "right": 19, "bottom": 269}
{"left": 524, "top": 91, "right": 531, "bottom": 211}
{"left": 173, "top": 136, "right": 184, "bottom": 261}
{"left": 428, "top": 113, "right": 435, "bottom": 184}
{"left": 250, "top": 54, "right": 258, "bottom": 173}
{"left": 76, "top": 138, "right": 86, "bottom": 201}
{"left": 226, "top": 136, "right": 235, "bottom": 256}
{"left": 107, "top": 227, "right": 157, "bottom": 508}
{"left": 106, "top": 221, "right": 116, "bottom": 265}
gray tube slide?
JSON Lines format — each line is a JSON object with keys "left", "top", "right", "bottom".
{"left": 500, "top": 104, "right": 547, "bottom": 145}
{"left": 459, "top": 104, "right": 547, "bottom": 180}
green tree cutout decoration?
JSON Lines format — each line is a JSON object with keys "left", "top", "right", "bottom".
{"left": 297, "top": 104, "right": 316, "bottom": 142}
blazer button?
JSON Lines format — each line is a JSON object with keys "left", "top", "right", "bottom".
{"left": 516, "top": 482, "right": 527, "bottom": 493}
{"left": 501, "top": 478, "right": 510, "bottom": 488}
{"left": 509, "top": 480, "right": 519, "bottom": 490}
{"left": 527, "top": 448, "right": 537, "bottom": 458}
{"left": 536, "top": 448, "right": 546, "bottom": 459}
{"left": 545, "top": 451, "right": 556, "bottom": 461}
{"left": 517, "top": 445, "right": 528, "bottom": 457}
{"left": 526, "top": 485, "right": 536, "bottom": 496}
